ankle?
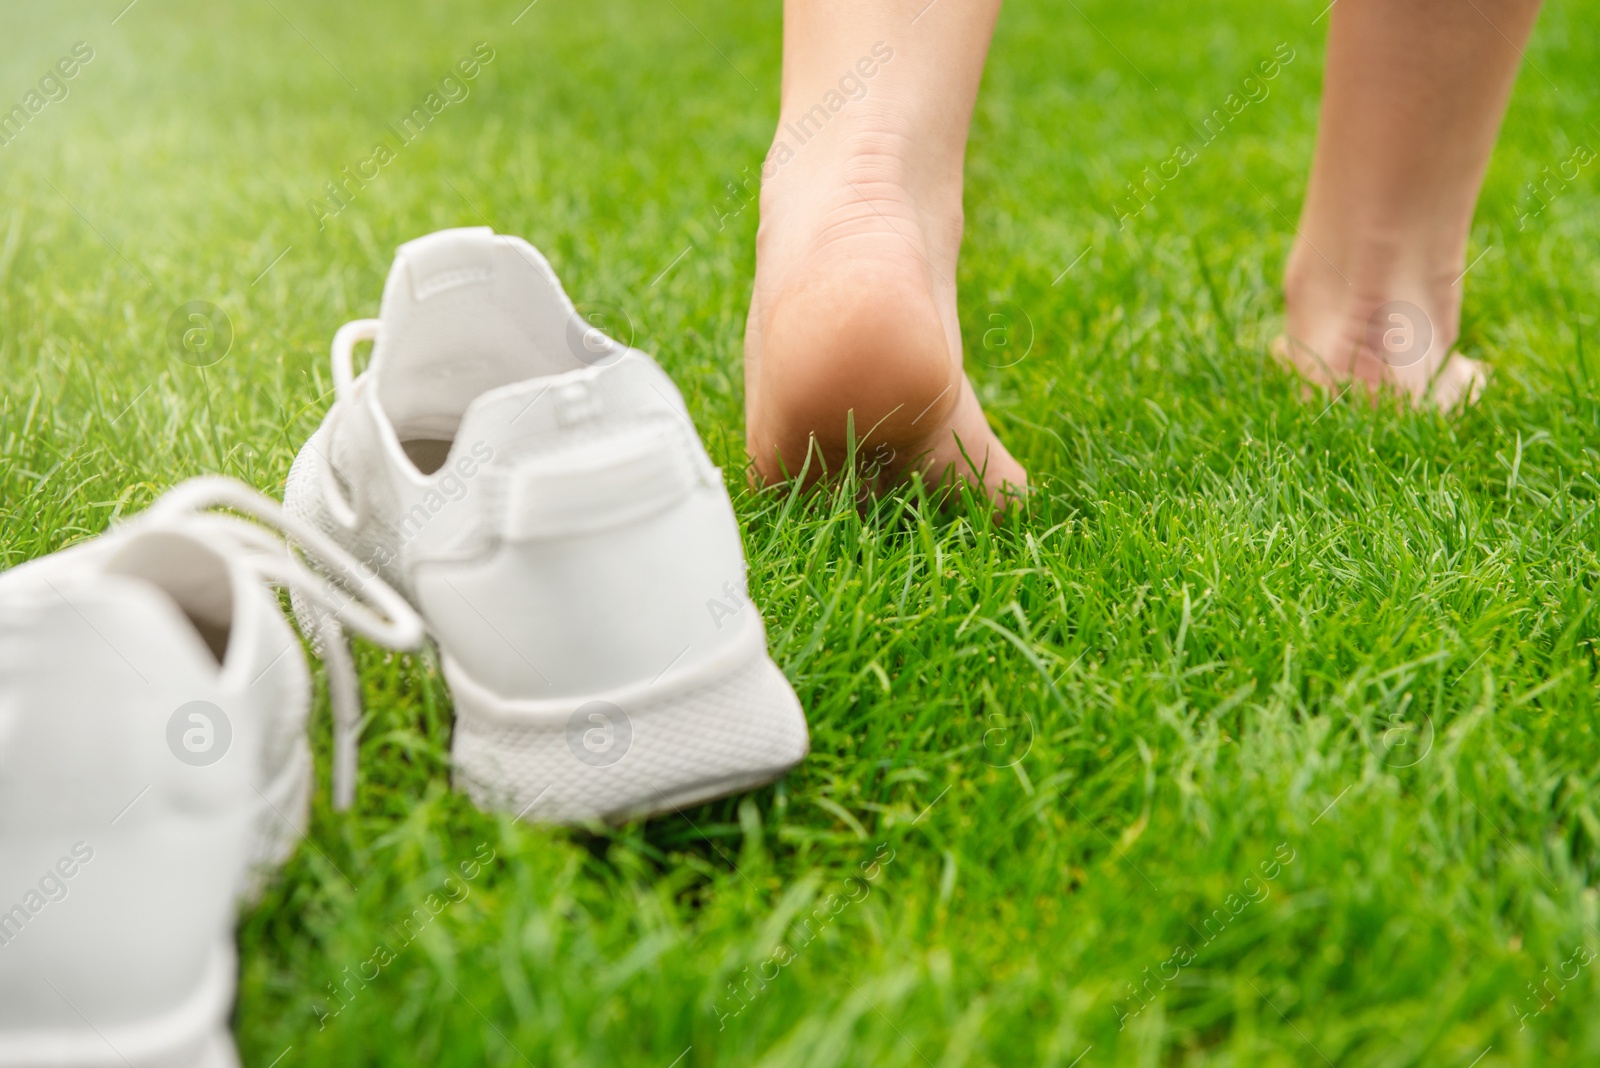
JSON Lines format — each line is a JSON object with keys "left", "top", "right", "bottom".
{"left": 760, "top": 110, "right": 964, "bottom": 241}
{"left": 1283, "top": 236, "right": 1463, "bottom": 382}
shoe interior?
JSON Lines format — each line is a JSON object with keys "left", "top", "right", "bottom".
{"left": 105, "top": 531, "right": 234, "bottom": 665}
{"left": 370, "top": 229, "right": 598, "bottom": 473}
{"left": 401, "top": 439, "right": 455, "bottom": 475}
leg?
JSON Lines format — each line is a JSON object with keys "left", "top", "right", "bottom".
{"left": 1281, "top": 0, "right": 1544, "bottom": 407}
{"left": 744, "top": 0, "right": 1026, "bottom": 498}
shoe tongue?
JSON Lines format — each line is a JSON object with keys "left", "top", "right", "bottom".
{"left": 371, "top": 227, "right": 594, "bottom": 438}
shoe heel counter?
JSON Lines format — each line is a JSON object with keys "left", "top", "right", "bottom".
{"left": 415, "top": 422, "right": 758, "bottom": 701}
{"left": 0, "top": 603, "right": 248, "bottom": 1038}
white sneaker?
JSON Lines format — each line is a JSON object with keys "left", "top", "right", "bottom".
{"left": 283, "top": 226, "right": 810, "bottom": 823}
{"left": 0, "top": 477, "right": 421, "bottom": 1068}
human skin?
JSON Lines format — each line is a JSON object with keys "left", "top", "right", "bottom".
{"left": 745, "top": 0, "right": 1544, "bottom": 498}
{"left": 1280, "top": 0, "right": 1544, "bottom": 408}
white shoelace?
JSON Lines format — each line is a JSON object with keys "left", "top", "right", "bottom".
{"left": 141, "top": 476, "right": 423, "bottom": 810}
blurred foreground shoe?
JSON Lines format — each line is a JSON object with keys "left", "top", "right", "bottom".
{"left": 0, "top": 477, "right": 421, "bottom": 1068}
{"left": 284, "top": 227, "right": 809, "bottom": 823}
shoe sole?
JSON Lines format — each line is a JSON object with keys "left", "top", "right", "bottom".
{"left": 448, "top": 624, "right": 809, "bottom": 824}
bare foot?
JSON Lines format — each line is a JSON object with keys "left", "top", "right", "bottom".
{"left": 1276, "top": 238, "right": 1488, "bottom": 410}
{"left": 744, "top": 121, "right": 1027, "bottom": 503}
{"left": 1270, "top": 0, "right": 1540, "bottom": 412}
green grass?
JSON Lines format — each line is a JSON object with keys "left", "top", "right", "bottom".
{"left": 4, "top": 0, "right": 1600, "bottom": 1064}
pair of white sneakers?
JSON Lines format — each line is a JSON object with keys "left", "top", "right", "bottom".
{"left": 0, "top": 228, "right": 810, "bottom": 1066}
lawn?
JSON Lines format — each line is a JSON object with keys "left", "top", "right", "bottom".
{"left": 3, "top": 0, "right": 1600, "bottom": 1064}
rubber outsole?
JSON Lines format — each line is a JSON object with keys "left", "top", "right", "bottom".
{"left": 450, "top": 632, "right": 809, "bottom": 824}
